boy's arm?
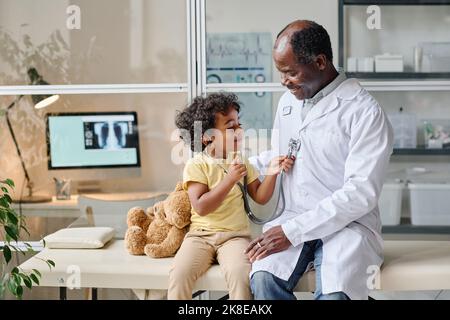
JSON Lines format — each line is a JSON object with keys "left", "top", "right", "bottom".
{"left": 187, "top": 160, "right": 247, "bottom": 216}
{"left": 246, "top": 175, "right": 277, "bottom": 205}
{"left": 247, "top": 156, "right": 294, "bottom": 205}
{"left": 186, "top": 179, "right": 235, "bottom": 216}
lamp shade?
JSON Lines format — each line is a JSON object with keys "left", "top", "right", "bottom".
{"left": 33, "top": 94, "right": 60, "bottom": 109}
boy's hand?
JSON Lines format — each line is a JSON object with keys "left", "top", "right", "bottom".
{"left": 266, "top": 155, "right": 295, "bottom": 176}
{"left": 226, "top": 159, "right": 247, "bottom": 184}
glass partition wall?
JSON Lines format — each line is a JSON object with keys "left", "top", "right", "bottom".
{"left": 2, "top": 0, "right": 450, "bottom": 235}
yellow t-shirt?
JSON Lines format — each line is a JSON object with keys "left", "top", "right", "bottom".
{"left": 182, "top": 152, "right": 260, "bottom": 232}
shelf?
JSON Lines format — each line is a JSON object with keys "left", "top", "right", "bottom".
{"left": 383, "top": 224, "right": 450, "bottom": 234}
{"left": 383, "top": 218, "right": 450, "bottom": 234}
{"left": 343, "top": 0, "right": 450, "bottom": 5}
{"left": 339, "top": 0, "right": 450, "bottom": 83}
{"left": 393, "top": 148, "right": 450, "bottom": 155}
{"left": 348, "top": 73, "right": 450, "bottom": 91}
{"left": 346, "top": 72, "right": 450, "bottom": 80}
{"left": 359, "top": 80, "right": 450, "bottom": 91}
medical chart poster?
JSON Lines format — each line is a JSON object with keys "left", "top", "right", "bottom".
{"left": 206, "top": 32, "right": 273, "bottom": 131}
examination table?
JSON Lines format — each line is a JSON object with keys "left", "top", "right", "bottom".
{"left": 18, "top": 239, "right": 450, "bottom": 299}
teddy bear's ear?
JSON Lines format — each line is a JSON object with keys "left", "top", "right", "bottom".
{"left": 146, "top": 206, "right": 154, "bottom": 215}
{"left": 174, "top": 182, "right": 183, "bottom": 192}
{"left": 152, "top": 201, "right": 167, "bottom": 219}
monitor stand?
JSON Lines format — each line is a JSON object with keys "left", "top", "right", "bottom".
{"left": 76, "top": 180, "right": 102, "bottom": 194}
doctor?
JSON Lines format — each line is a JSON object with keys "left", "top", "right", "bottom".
{"left": 245, "top": 20, "right": 393, "bottom": 300}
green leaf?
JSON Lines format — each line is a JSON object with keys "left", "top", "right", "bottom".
{"left": 21, "top": 224, "right": 31, "bottom": 237}
{"left": 18, "top": 273, "right": 27, "bottom": 280}
{"left": 3, "top": 245, "right": 11, "bottom": 263}
{"left": 32, "top": 269, "right": 41, "bottom": 277}
{"left": 23, "top": 277, "right": 32, "bottom": 289}
{"left": 1, "top": 186, "right": 9, "bottom": 193}
{"left": 12, "top": 245, "right": 26, "bottom": 256}
{"left": 2, "top": 194, "right": 12, "bottom": 204}
{"left": 4, "top": 225, "right": 18, "bottom": 241}
{"left": 11, "top": 267, "right": 19, "bottom": 274}
{"left": 30, "top": 273, "right": 39, "bottom": 285}
{"left": 0, "top": 197, "right": 8, "bottom": 208}
{"left": 12, "top": 273, "right": 21, "bottom": 285}
{"left": 47, "top": 260, "right": 55, "bottom": 267}
{"left": 12, "top": 275, "right": 24, "bottom": 299}
{"left": 7, "top": 278, "right": 17, "bottom": 295}
{"left": 6, "top": 210, "right": 18, "bottom": 224}
{"left": 16, "top": 285, "right": 23, "bottom": 298}
{"left": 5, "top": 179, "right": 14, "bottom": 188}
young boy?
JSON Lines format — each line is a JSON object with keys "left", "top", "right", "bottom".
{"left": 169, "top": 93, "right": 293, "bottom": 299}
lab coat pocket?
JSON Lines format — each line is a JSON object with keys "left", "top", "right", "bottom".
{"left": 308, "top": 129, "right": 343, "bottom": 160}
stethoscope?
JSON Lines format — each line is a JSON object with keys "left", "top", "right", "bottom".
{"left": 218, "top": 137, "right": 301, "bottom": 225}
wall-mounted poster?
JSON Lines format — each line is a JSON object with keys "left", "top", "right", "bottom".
{"left": 206, "top": 32, "right": 273, "bottom": 131}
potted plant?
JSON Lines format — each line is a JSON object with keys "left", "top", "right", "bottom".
{"left": 0, "top": 178, "right": 54, "bottom": 299}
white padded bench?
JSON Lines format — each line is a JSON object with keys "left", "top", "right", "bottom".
{"left": 19, "top": 240, "right": 450, "bottom": 299}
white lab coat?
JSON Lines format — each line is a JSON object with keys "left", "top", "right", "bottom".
{"left": 249, "top": 78, "right": 393, "bottom": 300}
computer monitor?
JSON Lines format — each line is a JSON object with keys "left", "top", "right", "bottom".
{"left": 46, "top": 112, "right": 141, "bottom": 181}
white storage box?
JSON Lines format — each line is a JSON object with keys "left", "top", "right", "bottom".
{"left": 409, "top": 183, "right": 450, "bottom": 226}
{"left": 357, "top": 57, "right": 374, "bottom": 72}
{"left": 375, "top": 54, "right": 404, "bottom": 72}
{"left": 347, "top": 57, "right": 358, "bottom": 72}
{"left": 378, "top": 183, "right": 403, "bottom": 226}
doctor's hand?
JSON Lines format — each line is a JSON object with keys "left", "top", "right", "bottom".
{"left": 245, "top": 226, "right": 291, "bottom": 263}
{"left": 265, "top": 156, "right": 295, "bottom": 176}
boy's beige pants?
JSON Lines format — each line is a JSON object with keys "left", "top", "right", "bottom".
{"left": 168, "top": 229, "right": 253, "bottom": 300}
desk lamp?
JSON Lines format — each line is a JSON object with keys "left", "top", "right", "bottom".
{"left": 4, "top": 68, "right": 59, "bottom": 203}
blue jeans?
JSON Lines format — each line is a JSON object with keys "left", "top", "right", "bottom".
{"left": 250, "top": 239, "right": 349, "bottom": 300}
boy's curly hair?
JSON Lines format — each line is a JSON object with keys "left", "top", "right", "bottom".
{"left": 175, "top": 93, "right": 241, "bottom": 152}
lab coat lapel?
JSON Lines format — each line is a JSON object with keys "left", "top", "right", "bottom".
{"left": 299, "top": 93, "right": 339, "bottom": 131}
{"left": 298, "top": 78, "right": 362, "bottom": 131}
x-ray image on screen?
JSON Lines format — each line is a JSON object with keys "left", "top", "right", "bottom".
{"left": 47, "top": 112, "right": 140, "bottom": 169}
{"left": 83, "top": 120, "right": 135, "bottom": 150}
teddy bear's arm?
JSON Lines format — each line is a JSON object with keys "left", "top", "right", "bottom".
{"left": 144, "top": 227, "right": 187, "bottom": 258}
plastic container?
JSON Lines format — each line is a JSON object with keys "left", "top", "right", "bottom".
{"left": 418, "top": 42, "right": 450, "bottom": 73}
{"left": 378, "top": 183, "right": 403, "bottom": 226}
{"left": 388, "top": 109, "right": 417, "bottom": 148}
{"left": 422, "top": 119, "right": 450, "bottom": 149}
{"left": 409, "top": 183, "right": 450, "bottom": 226}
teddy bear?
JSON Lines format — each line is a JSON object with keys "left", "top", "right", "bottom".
{"left": 125, "top": 182, "right": 191, "bottom": 258}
